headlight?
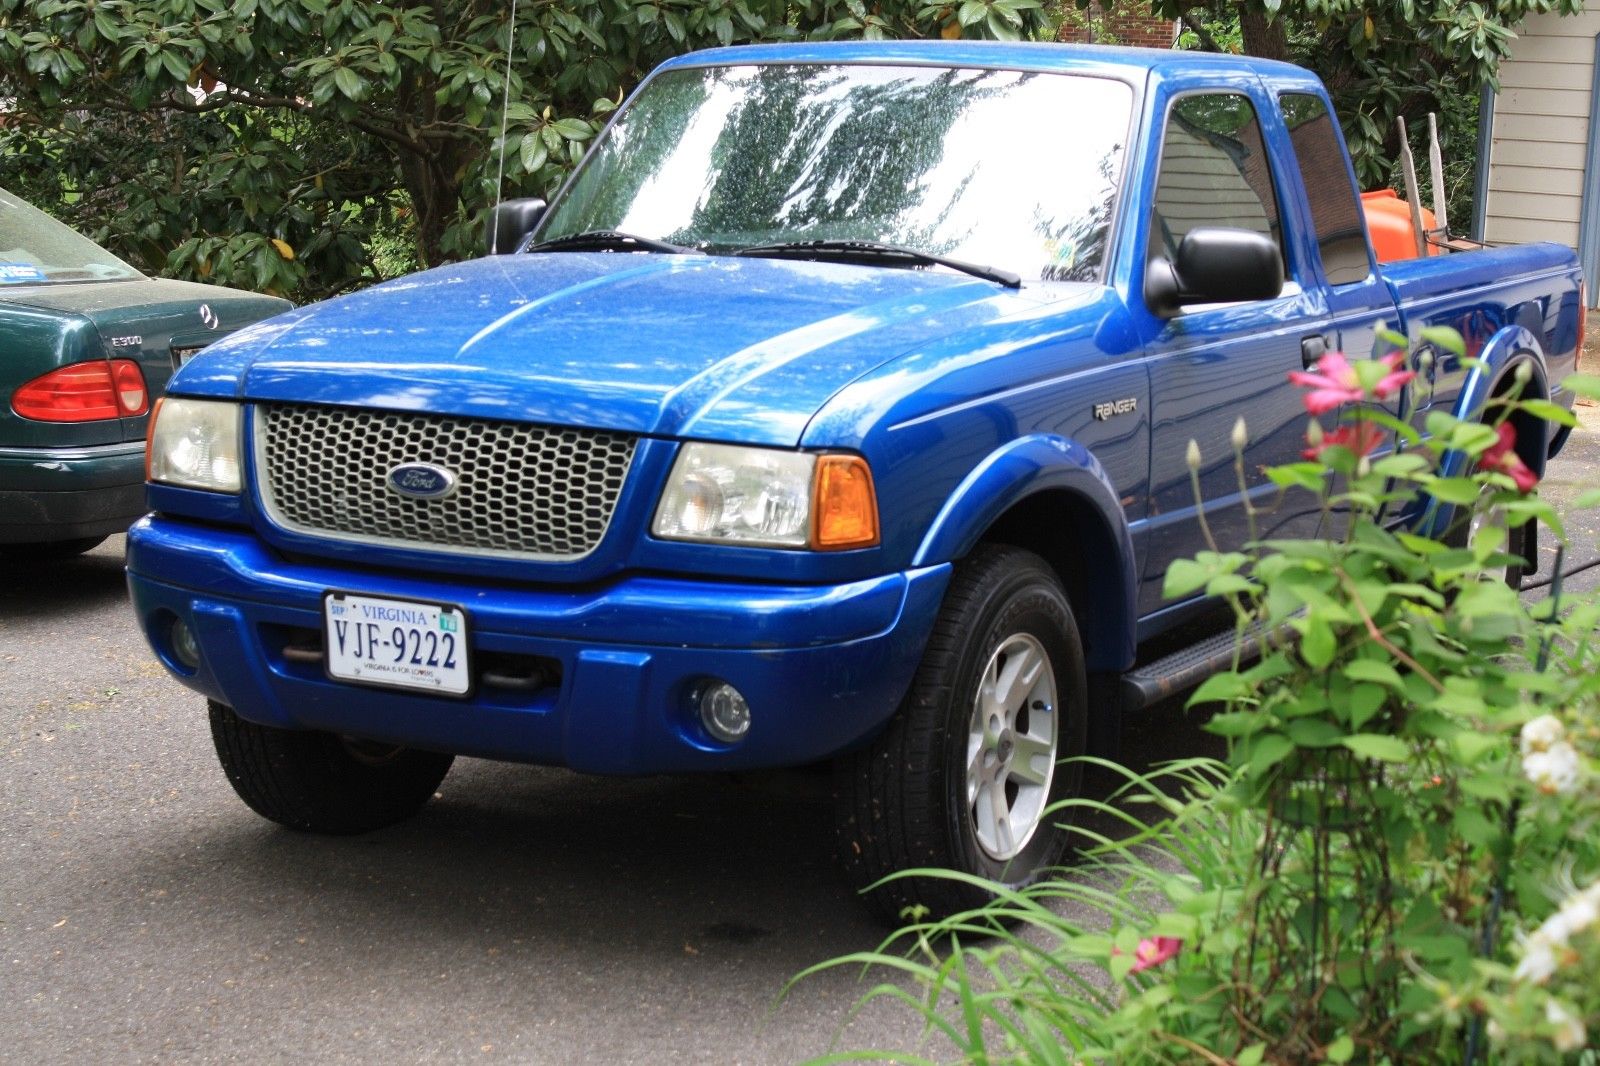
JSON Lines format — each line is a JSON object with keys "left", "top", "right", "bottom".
{"left": 652, "top": 443, "right": 879, "bottom": 550}
{"left": 146, "top": 397, "right": 242, "bottom": 493}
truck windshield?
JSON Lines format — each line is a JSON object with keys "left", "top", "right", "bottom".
{"left": 0, "top": 186, "right": 144, "bottom": 285}
{"left": 539, "top": 63, "right": 1132, "bottom": 284}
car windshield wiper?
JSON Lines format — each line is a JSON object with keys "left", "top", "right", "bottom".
{"left": 522, "top": 230, "right": 703, "bottom": 256}
{"left": 729, "top": 239, "right": 1021, "bottom": 289}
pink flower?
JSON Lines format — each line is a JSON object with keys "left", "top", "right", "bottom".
{"left": 1129, "top": 936, "right": 1182, "bottom": 974}
{"left": 1288, "top": 351, "right": 1363, "bottom": 414}
{"left": 1303, "top": 421, "right": 1384, "bottom": 462}
{"left": 1479, "top": 422, "right": 1538, "bottom": 493}
{"left": 1287, "top": 351, "right": 1415, "bottom": 415}
{"left": 1369, "top": 351, "right": 1416, "bottom": 401}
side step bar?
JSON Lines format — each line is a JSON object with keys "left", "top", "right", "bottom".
{"left": 1119, "top": 617, "right": 1298, "bottom": 712}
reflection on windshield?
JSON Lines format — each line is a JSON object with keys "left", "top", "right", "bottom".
{"left": 541, "top": 64, "right": 1132, "bottom": 284}
{"left": 0, "top": 186, "right": 143, "bottom": 284}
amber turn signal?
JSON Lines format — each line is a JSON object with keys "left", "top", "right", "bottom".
{"left": 811, "top": 454, "right": 879, "bottom": 550}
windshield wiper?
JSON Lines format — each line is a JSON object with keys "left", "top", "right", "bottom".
{"left": 729, "top": 239, "right": 1021, "bottom": 289}
{"left": 522, "top": 230, "right": 703, "bottom": 256}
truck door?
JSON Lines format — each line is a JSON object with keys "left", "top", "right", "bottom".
{"left": 1136, "top": 90, "right": 1332, "bottom": 618}
{"left": 1274, "top": 90, "right": 1404, "bottom": 538}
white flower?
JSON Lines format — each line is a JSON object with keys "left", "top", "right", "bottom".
{"left": 1523, "top": 742, "right": 1584, "bottom": 795}
{"left": 1520, "top": 714, "right": 1566, "bottom": 757}
{"left": 1231, "top": 417, "right": 1248, "bottom": 452}
{"left": 1514, "top": 938, "right": 1559, "bottom": 984}
{"left": 1545, "top": 999, "right": 1586, "bottom": 1053}
{"left": 1551, "top": 895, "right": 1599, "bottom": 943}
{"left": 1533, "top": 879, "right": 1600, "bottom": 948}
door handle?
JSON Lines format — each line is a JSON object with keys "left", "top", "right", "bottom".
{"left": 1301, "top": 334, "right": 1329, "bottom": 369}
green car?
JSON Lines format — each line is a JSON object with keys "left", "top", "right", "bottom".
{"left": 1, "top": 187, "right": 289, "bottom": 557}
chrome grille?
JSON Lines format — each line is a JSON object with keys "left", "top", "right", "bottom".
{"left": 255, "top": 404, "right": 636, "bottom": 560}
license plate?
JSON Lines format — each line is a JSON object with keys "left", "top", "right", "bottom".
{"left": 323, "top": 592, "right": 471, "bottom": 696}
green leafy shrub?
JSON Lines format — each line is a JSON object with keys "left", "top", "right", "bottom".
{"left": 802, "top": 334, "right": 1600, "bottom": 1064}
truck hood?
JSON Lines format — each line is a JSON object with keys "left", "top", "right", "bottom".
{"left": 183, "top": 253, "right": 1043, "bottom": 446}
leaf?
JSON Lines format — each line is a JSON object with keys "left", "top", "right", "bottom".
{"left": 1347, "top": 683, "right": 1386, "bottom": 730}
{"left": 1561, "top": 372, "right": 1600, "bottom": 400}
{"left": 1518, "top": 399, "right": 1578, "bottom": 427}
{"left": 1286, "top": 717, "right": 1345, "bottom": 747}
{"left": 1343, "top": 659, "right": 1404, "bottom": 689}
{"left": 1419, "top": 325, "right": 1466, "bottom": 357}
{"left": 1327, "top": 1034, "right": 1355, "bottom": 1064}
{"left": 269, "top": 238, "right": 295, "bottom": 261}
{"left": 1206, "top": 573, "right": 1259, "bottom": 597}
{"left": 1248, "top": 732, "right": 1295, "bottom": 776}
{"left": 333, "top": 65, "right": 361, "bottom": 100}
{"left": 1163, "top": 558, "right": 1209, "bottom": 599}
{"left": 1340, "top": 734, "right": 1410, "bottom": 762}
{"left": 1299, "top": 618, "right": 1335, "bottom": 669}
{"left": 1449, "top": 730, "right": 1501, "bottom": 765}
{"left": 1190, "top": 673, "right": 1252, "bottom": 707}
{"left": 1421, "top": 476, "right": 1481, "bottom": 505}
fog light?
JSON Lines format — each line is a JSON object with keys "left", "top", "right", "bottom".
{"left": 170, "top": 617, "right": 201, "bottom": 669}
{"left": 698, "top": 681, "right": 751, "bottom": 743}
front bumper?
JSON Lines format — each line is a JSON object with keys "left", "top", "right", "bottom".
{"left": 0, "top": 441, "right": 146, "bottom": 543}
{"left": 126, "top": 515, "right": 951, "bottom": 773}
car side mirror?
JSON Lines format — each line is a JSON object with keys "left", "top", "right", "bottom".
{"left": 1144, "top": 227, "right": 1284, "bottom": 318}
{"left": 485, "top": 198, "right": 548, "bottom": 256}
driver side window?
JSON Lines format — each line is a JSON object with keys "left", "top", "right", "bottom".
{"left": 1148, "top": 93, "right": 1286, "bottom": 283}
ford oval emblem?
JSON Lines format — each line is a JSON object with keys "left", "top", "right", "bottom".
{"left": 387, "top": 462, "right": 458, "bottom": 500}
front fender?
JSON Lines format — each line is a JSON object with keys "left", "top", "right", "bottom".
{"left": 912, "top": 434, "right": 1136, "bottom": 671}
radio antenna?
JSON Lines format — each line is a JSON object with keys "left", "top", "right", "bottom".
{"left": 491, "top": 0, "right": 521, "bottom": 252}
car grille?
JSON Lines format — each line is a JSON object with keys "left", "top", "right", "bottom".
{"left": 254, "top": 403, "right": 637, "bottom": 560}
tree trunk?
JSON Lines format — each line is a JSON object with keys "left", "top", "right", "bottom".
{"left": 1239, "top": 7, "right": 1288, "bottom": 61}
{"left": 396, "top": 146, "right": 466, "bottom": 269}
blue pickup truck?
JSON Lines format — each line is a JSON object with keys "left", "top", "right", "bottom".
{"left": 127, "top": 42, "right": 1582, "bottom": 921}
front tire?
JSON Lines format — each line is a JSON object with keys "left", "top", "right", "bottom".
{"left": 834, "top": 545, "right": 1088, "bottom": 925}
{"left": 208, "top": 701, "right": 453, "bottom": 834}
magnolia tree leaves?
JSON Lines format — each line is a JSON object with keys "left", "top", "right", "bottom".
{"left": 0, "top": 0, "right": 1048, "bottom": 299}
{"left": 1156, "top": 0, "right": 1584, "bottom": 192}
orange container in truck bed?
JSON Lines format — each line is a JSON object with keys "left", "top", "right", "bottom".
{"left": 1361, "top": 189, "right": 1437, "bottom": 262}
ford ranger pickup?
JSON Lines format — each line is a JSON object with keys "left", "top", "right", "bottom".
{"left": 126, "top": 42, "right": 1583, "bottom": 922}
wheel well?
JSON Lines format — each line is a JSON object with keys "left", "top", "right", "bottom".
{"left": 1490, "top": 362, "right": 1549, "bottom": 476}
{"left": 976, "top": 489, "right": 1128, "bottom": 670}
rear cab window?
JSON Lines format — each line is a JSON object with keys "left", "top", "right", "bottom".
{"left": 1277, "top": 93, "right": 1374, "bottom": 287}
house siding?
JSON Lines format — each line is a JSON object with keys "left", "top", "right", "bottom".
{"left": 1483, "top": 10, "right": 1600, "bottom": 252}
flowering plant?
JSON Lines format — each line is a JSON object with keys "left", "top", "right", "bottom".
{"left": 801, "top": 332, "right": 1600, "bottom": 1064}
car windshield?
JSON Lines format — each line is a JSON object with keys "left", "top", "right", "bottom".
{"left": 538, "top": 63, "right": 1133, "bottom": 284}
{"left": 0, "top": 186, "right": 143, "bottom": 284}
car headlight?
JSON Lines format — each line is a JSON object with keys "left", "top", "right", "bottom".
{"left": 652, "top": 443, "right": 879, "bottom": 550}
{"left": 146, "top": 397, "right": 242, "bottom": 493}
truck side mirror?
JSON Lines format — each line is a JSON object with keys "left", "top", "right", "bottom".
{"left": 485, "top": 198, "right": 548, "bottom": 256}
{"left": 1144, "top": 227, "right": 1284, "bottom": 318}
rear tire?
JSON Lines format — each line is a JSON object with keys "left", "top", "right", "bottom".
{"left": 208, "top": 701, "right": 453, "bottom": 834}
{"left": 1445, "top": 487, "right": 1530, "bottom": 590}
{"left": 834, "top": 545, "right": 1087, "bottom": 925}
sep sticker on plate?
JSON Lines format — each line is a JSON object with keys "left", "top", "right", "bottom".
{"left": 0, "top": 263, "right": 47, "bottom": 284}
{"left": 324, "top": 592, "right": 471, "bottom": 696}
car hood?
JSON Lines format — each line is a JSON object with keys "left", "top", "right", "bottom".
{"left": 180, "top": 253, "right": 1044, "bottom": 446}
